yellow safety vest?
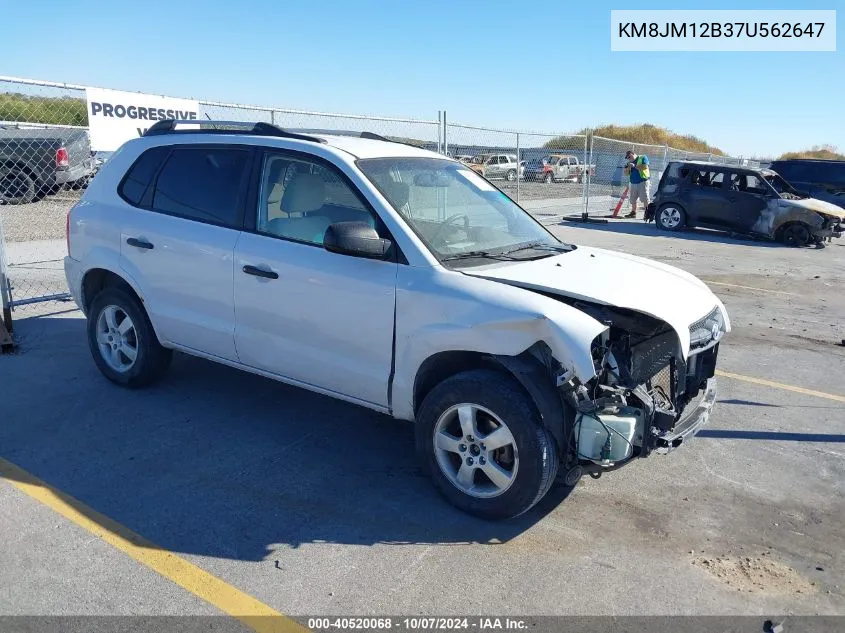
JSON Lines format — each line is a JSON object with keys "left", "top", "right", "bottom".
{"left": 632, "top": 155, "right": 650, "bottom": 181}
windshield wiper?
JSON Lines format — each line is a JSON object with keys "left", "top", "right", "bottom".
{"left": 501, "top": 241, "right": 575, "bottom": 257}
{"left": 440, "top": 250, "right": 521, "bottom": 262}
{"left": 441, "top": 242, "right": 575, "bottom": 263}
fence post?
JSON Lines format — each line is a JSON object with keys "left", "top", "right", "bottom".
{"left": 437, "top": 111, "right": 442, "bottom": 154}
{"left": 581, "top": 133, "right": 589, "bottom": 217}
{"left": 516, "top": 132, "right": 520, "bottom": 204}
{"left": 442, "top": 110, "right": 448, "bottom": 156}
{"left": 582, "top": 130, "right": 592, "bottom": 222}
{"left": 0, "top": 216, "right": 13, "bottom": 335}
{"left": 270, "top": 109, "right": 275, "bottom": 125}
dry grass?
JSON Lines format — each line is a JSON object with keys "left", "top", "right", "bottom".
{"left": 545, "top": 123, "right": 723, "bottom": 155}
{"left": 778, "top": 145, "right": 845, "bottom": 161}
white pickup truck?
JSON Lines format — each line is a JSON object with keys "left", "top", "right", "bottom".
{"left": 524, "top": 154, "right": 596, "bottom": 184}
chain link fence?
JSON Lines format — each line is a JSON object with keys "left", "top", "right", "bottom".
{"left": 0, "top": 75, "right": 759, "bottom": 331}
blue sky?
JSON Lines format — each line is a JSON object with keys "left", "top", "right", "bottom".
{"left": 5, "top": 0, "right": 842, "bottom": 157}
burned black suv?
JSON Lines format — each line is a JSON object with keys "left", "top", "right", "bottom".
{"left": 646, "top": 161, "right": 844, "bottom": 247}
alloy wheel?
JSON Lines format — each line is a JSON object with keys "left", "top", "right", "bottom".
{"left": 659, "top": 206, "right": 682, "bottom": 229}
{"left": 432, "top": 403, "right": 519, "bottom": 499}
{"left": 95, "top": 305, "right": 139, "bottom": 373}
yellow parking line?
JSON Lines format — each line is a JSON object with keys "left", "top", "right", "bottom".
{"left": 716, "top": 370, "right": 845, "bottom": 404}
{"left": 0, "top": 457, "right": 305, "bottom": 633}
{"left": 702, "top": 280, "right": 797, "bottom": 296}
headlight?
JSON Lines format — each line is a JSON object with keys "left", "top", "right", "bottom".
{"left": 689, "top": 307, "right": 725, "bottom": 350}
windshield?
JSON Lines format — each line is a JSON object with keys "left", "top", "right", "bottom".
{"left": 764, "top": 173, "right": 804, "bottom": 197}
{"left": 357, "top": 157, "right": 567, "bottom": 264}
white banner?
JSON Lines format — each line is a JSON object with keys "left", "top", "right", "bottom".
{"left": 85, "top": 87, "right": 200, "bottom": 151}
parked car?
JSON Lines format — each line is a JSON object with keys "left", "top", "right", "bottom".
{"left": 65, "top": 120, "right": 730, "bottom": 520}
{"left": 647, "top": 161, "right": 844, "bottom": 246}
{"left": 0, "top": 126, "right": 95, "bottom": 204}
{"left": 523, "top": 154, "right": 595, "bottom": 184}
{"left": 468, "top": 153, "right": 521, "bottom": 181}
{"left": 767, "top": 159, "right": 845, "bottom": 211}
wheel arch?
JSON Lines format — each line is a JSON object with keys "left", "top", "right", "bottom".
{"left": 412, "top": 343, "right": 569, "bottom": 453}
{"left": 82, "top": 267, "right": 168, "bottom": 345}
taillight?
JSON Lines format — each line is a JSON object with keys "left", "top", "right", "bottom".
{"left": 56, "top": 147, "right": 69, "bottom": 168}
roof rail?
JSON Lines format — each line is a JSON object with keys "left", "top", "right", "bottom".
{"left": 143, "top": 120, "right": 327, "bottom": 143}
{"left": 285, "top": 128, "right": 394, "bottom": 141}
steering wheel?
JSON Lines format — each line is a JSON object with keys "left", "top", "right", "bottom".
{"left": 431, "top": 213, "right": 471, "bottom": 244}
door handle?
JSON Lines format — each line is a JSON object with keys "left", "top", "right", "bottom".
{"left": 126, "top": 237, "right": 154, "bottom": 250}
{"left": 242, "top": 265, "right": 279, "bottom": 280}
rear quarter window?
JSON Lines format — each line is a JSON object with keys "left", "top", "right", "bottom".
{"left": 118, "top": 147, "right": 169, "bottom": 205}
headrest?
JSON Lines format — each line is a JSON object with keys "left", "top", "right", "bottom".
{"left": 281, "top": 173, "right": 326, "bottom": 214}
{"left": 380, "top": 181, "right": 410, "bottom": 210}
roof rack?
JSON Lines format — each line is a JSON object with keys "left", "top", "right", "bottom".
{"left": 143, "top": 120, "right": 327, "bottom": 143}
{"left": 286, "top": 128, "right": 394, "bottom": 142}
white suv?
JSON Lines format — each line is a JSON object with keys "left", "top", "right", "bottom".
{"left": 65, "top": 121, "right": 730, "bottom": 520}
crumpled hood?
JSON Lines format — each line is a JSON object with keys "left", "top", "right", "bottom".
{"left": 781, "top": 197, "right": 845, "bottom": 220}
{"left": 462, "top": 245, "right": 730, "bottom": 356}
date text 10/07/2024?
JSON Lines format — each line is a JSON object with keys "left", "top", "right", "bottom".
{"left": 307, "top": 618, "right": 528, "bottom": 631}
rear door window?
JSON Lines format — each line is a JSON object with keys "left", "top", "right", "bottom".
{"left": 151, "top": 146, "right": 250, "bottom": 228}
{"left": 729, "top": 173, "right": 768, "bottom": 195}
{"left": 690, "top": 170, "right": 725, "bottom": 189}
{"left": 118, "top": 147, "right": 169, "bottom": 206}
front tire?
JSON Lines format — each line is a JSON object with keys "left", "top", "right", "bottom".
{"left": 87, "top": 287, "right": 172, "bottom": 388}
{"left": 543, "top": 172, "right": 553, "bottom": 184}
{"left": 505, "top": 169, "right": 516, "bottom": 182}
{"left": 416, "top": 369, "right": 558, "bottom": 520}
{"left": 781, "top": 222, "right": 811, "bottom": 247}
{"left": 656, "top": 204, "right": 685, "bottom": 231}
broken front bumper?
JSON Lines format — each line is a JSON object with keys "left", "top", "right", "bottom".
{"left": 651, "top": 376, "right": 717, "bottom": 454}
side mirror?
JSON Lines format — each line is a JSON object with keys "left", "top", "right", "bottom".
{"left": 324, "top": 222, "right": 392, "bottom": 260}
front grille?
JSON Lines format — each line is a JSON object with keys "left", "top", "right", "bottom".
{"left": 649, "top": 364, "right": 673, "bottom": 409}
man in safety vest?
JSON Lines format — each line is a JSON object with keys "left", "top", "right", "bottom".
{"left": 623, "top": 150, "right": 650, "bottom": 219}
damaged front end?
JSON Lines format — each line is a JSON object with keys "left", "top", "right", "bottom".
{"left": 555, "top": 302, "right": 725, "bottom": 471}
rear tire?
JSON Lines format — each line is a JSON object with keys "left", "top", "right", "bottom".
{"left": 781, "top": 222, "right": 811, "bottom": 247}
{"left": 543, "top": 172, "right": 553, "bottom": 184}
{"left": 656, "top": 204, "right": 686, "bottom": 231}
{"left": 87, "top": 287, "right": 172, "bottom": 388}
{"left": 416, "top": 369, "right": 558, "bottom": 520}
{"left": 505, "top": 169, "right": 516, "bottom": 182}
{"left": 0, "top": 166, "right": 36, "bottom": 205}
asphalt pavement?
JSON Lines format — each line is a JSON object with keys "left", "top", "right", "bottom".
{"left": 1, "top": 218, "right": 843, "bottom": 624}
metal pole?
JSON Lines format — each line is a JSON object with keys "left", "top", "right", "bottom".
{"left": 515, "top": 132, "right": 520, "bottom": 204}
{"left": 581, "top": 133, "right": 589, "bottom": 218}
{"left": 437, "top": 111, "right": 442, "bottom": 154}
{"left": 270, "top": 109, "right": 275, "bottom": 125}
{"left": 583, "top": 132, "right": 593, "bottom": 220}
{"left": 442, "top": 110, "right": 448, "bottom": 156}
{"left": 0, "top": 213, "right": 13, "bottom": 334}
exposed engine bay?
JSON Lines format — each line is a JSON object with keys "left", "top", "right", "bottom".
{"left": 553, "top": 300, "right": 723, "bottom": 470}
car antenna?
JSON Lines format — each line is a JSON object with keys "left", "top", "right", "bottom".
{"left": 204, "top": 113, "right": 218, "bottom": 130}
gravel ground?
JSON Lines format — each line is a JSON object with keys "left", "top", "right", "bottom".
{"left": 0, "top": 189, "right": 82, "bottom": 243}
{"left": 495, "top": 178, "right": 620, "bottom": 203}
